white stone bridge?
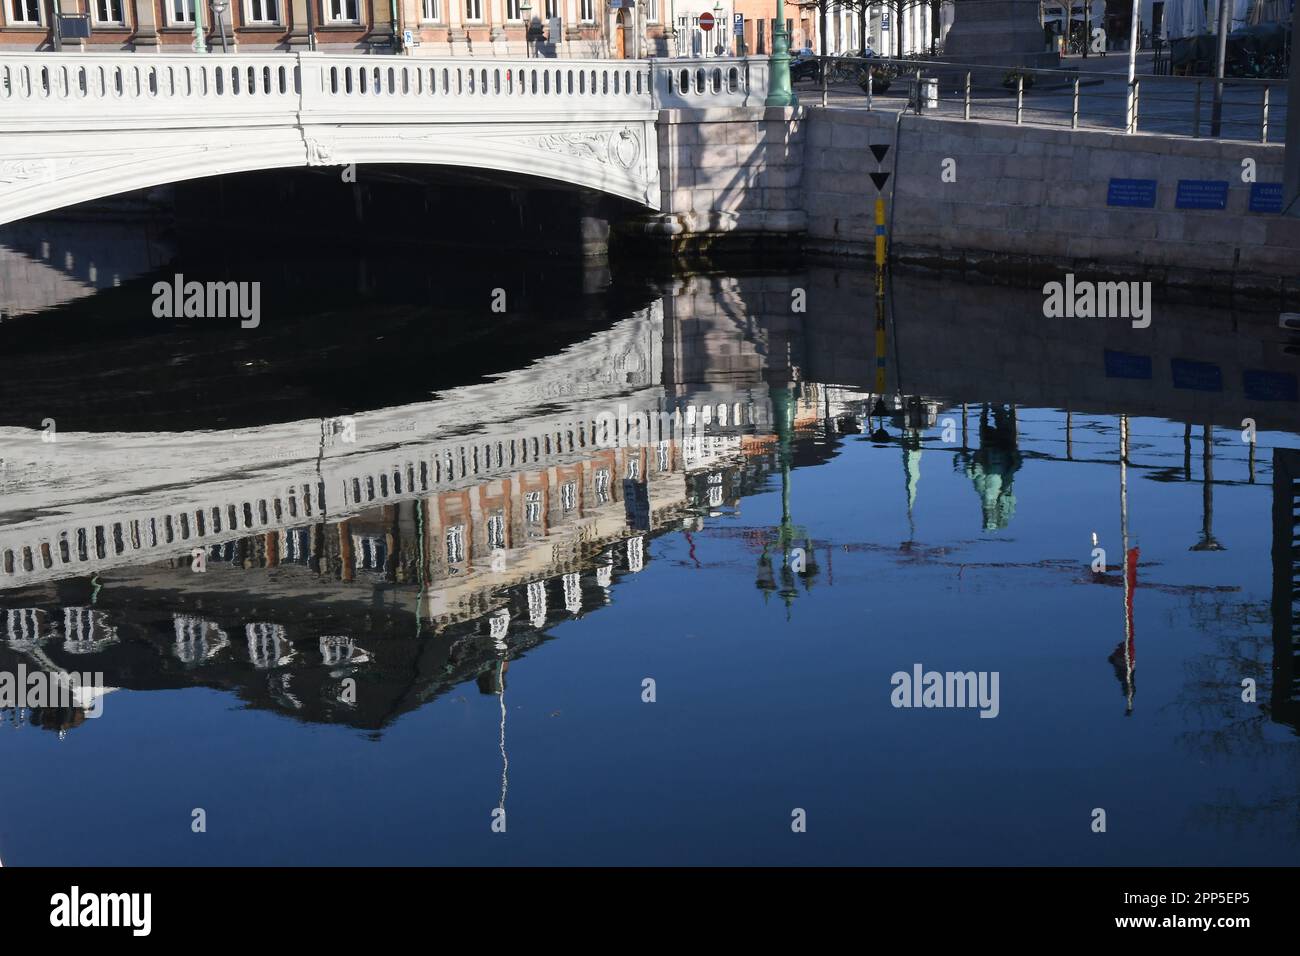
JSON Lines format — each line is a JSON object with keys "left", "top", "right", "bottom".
{"left": 0, "top": 51, "right": 772, "bottom": 225}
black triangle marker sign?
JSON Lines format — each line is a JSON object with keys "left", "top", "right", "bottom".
{"left": 870, "top": 171, "right": 891, "bottom": 192}
{"left": 869, "top": 144, "right": 890, "bottom": 164}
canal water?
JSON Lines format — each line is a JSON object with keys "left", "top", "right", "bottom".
{"left": 0, "top": 222, "right": 1297, "bottom": 866}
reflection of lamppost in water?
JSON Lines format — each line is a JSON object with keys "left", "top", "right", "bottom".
{"left": 1190, "top": 424, "right": 1226, "bottom": 553}
{"left": 756, "top": 384, "right": 815, "bottom": 615}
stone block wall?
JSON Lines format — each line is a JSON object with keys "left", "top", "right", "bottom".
{"left": 800, "top": 107, "right": 1300, "bottom": 299}
{"left": 646, "top": 107, "right": 808, "bottom": 243}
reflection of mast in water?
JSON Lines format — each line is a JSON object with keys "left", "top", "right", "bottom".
{"left": 1109, "top": 415, "right": 1137, "bottom": 716}
{"left": 475, "top": 652, "right": 510, "bottom": 816}
{"left": 498, "top": 660, "right": 508, "bottom": 815}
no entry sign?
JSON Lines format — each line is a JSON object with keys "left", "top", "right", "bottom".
{"left": 699, "top": 11, "right": 714, "bottom": 30}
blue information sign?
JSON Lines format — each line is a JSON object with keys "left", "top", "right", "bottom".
{"left": 1103, "top": 350, "right": 1153, "bottom": 380}
{"left": 1106, "top": 178, "right": 1157, "bottom": 208}
{"left": 1249, "top": 182, "right": 1284, "bottom": 213}
{"left": 1171, "top": 358, "right": 1223, "bottom": 392}
{"left": 1175, "top": 179, "right": 1228, "bottom": 210}
{"left": 1242, "top": 369, "right": 1298, "bottom": 403}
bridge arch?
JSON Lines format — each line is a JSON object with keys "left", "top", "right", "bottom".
{"left": 0, "top": 51, "right": 761, "bottom": 225}
{"left": 0, "top": 51, "right": 770, "bottom": 224}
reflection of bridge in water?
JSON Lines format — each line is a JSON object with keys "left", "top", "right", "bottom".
{"left": 0, "top": 299, "right": 799, "bottom": 731}
{"left": 3, "top": 267, "right": 1298, "bottom": 734}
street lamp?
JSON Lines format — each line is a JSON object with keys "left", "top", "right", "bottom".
{"left": 212, "top": 0, "right": 230, "bottom": 53}
{"left": 765, "top": 0, "right": 796, "bottom": 105}
{"left": 713, "top": 0, "right": 723, "bottom": 55}
{"left": 520, "top": 0, "right": 533, "bottom": 57}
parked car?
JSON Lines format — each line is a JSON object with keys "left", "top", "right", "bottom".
{"left": 791, "top": 49, "right": 822, "bottom": 84}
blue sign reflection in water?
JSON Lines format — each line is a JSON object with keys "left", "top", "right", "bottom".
{"left": 0, "top": 256, "right": 1297, "bottom": 866}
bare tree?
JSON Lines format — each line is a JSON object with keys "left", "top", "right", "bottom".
{"left": 797, "top": 0, "right": 870, "bottom": 56}
{"left": 879, "top": 0, "right": 933, "bottom": 57}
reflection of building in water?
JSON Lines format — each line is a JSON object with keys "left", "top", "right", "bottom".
{"left": 0, "top": 612, "right": 120, "bottom": 736}
{"left": 320, "top": 636, "right": 369, "bottom": 668}
{"left": 1271, "top": 448, "right": 1300, "bottom": 733}
{"left": 246, "top": 623, "right": 295, "bottom": 669}
{"left": 954, "top": 405, "right": 1023, "bottom": 532}
{"left": 173, "top": 615, "right": 230, "bottom": 665}
{"left": 61, "top": 608, "right": 117, "bottom": 655}
{"left": 4, "top": 607, "right": 46, "bottom": 649}
{"left": 0, "top": 427, "right": 712, "bottom": 731}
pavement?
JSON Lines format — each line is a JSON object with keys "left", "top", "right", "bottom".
{"left": 800, "top": 52, "right": 1288, "bottom": 143}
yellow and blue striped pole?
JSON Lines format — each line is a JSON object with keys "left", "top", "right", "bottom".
{"left": 874, "top": 196, "right": 886, "bottom": 395}
{"left": 874, "top": 197, "right": 887, "bottom": 274}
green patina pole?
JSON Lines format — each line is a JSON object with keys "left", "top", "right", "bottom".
{"left": 192, "top": 0, "right": 207, "bottom": 54}
{"left": 772, "top": 385, "right": 795, "bottom": 547}
{"left": 764, "top": 0, "right": 796, "bottom": 108}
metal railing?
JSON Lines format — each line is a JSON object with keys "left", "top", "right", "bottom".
{"left": 802, "top": 54, "right": 1288, "bottom": 143}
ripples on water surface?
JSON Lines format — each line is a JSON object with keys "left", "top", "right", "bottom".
{"left": 0, "top": 224, "right": 1297, "bottom": 865}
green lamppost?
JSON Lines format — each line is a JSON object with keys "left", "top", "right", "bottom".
{"left": 764, "top": 0, "right": 796, "bottom": 107}
{"left": 192, "top": 0, "right": 207, "bottom": 54}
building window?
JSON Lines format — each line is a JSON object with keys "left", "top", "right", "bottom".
{"left": 524, "top": 491, "right": 543, "bottom": 524}
{"left": 246, "top": 0, "right": 279, "bottom": 23}
{"left": 9, "top": 0, "right": 41, "bottom": 24}
{"left": 421, "top": 0, "right": 440, "bottom": 20}
{"left": 645, "top": 0, "right": 657, "bottom": 22}
{"left": 544, "top": 0, "right": 555, "bottom": 16}
{"left": 445, "top": 525, "right": 465, "bottom": 564}
{"left": 580, "top": 0, "right": 592, "bottom": 22}
{"left": 324, "top": 0, "right": 359, "bottom": 23}
{"left": 93, "top": 0, "right": 124, "bottom": 25}
{"left": 506, "top": 0, "right": 520, "bottom": 19}
{"left": 561, "top": 481, "right": 577, "bottom": 514}
{"left": 595, "top": 469, "right": 611, "bottom": 504}
{"left": 465, "top": 0, "right": 482, "bottom": 21}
